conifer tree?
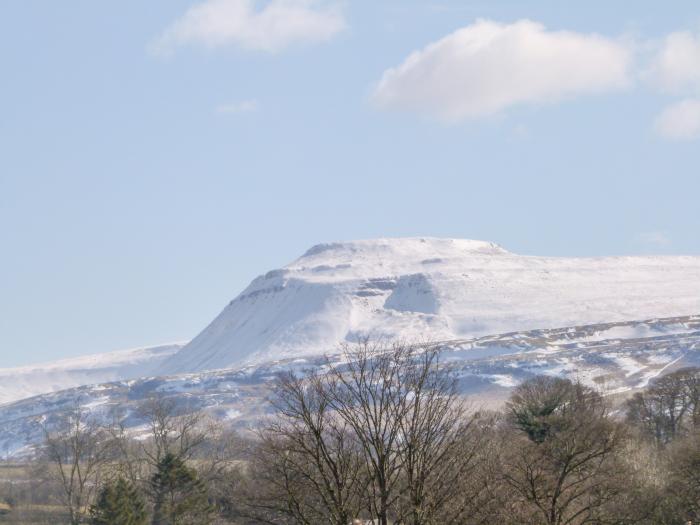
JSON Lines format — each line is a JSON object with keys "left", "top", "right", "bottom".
{"left": 150, "top": 452, "right": 213, "bottom": 525}
{"left": 89, "top": 477, "right": 147, "bottom": 525}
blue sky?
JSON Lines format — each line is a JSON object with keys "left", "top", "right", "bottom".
{"left": 1, "top": 1, "right": 699, "bottom": 366}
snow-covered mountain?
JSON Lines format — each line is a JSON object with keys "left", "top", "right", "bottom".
{"left": 161, "top": 238, "right": 700, "bottom": 374}
{"left": 2, "top": 237, "right": 699, "bottom": 457}
{"left": 0, "top": 343, "right": 184, "bottom": 405}
{"left": 2, "top": 315, "right": 698, "bottom": 458}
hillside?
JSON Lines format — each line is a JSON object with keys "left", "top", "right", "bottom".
{"left": 2, "top": 237, "right": 699, "bottom": 456}
{"left": 1, "top": 314, "right": 698, "bottom": 458}
{"left": 161, "top": 238, "right": 700, "bottom": 374}
{"left": 0, "top": 343, "right": 184, "bottom": 405}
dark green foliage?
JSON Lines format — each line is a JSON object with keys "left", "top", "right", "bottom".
{"left": 89, "top": 477, "right": 147, "bottom": 525}
{"left": 150, "top": 452, "right": 213, "bottom": 525}
{"left": 501, "top": 376, "right": 626, "bottom": 525}
{"left": 506, "top": 375, "right": 581, "bottom": 442}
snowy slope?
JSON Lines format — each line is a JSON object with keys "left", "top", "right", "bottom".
{"left": 0, "top": 343, "right": 184, "bottom": 405}
{"left": 2, "top": 315, "right": 698, "bottom": 458}
{"left": 161, "top": 238, "right": 700, "bottom": 374}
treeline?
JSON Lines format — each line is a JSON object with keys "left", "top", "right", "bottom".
{"left": 1, "top": 341, "right": 700, "bottom": 524}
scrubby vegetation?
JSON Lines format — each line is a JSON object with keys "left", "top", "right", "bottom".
{"left": 1, "top": 341, "right": 700, "bottom": 524}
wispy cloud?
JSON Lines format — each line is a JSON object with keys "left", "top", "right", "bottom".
{"left": 371, "top": 19, "right": 633, "bottom": 122}
{"left": 635, "top": 231, "right": 672, "bottom": 248}
{"left": 647, "top": 30, "right": 700, "bottom": 141}
{"left": 654, "top": 98, "right": 700, "bottom": 140}
{"left": 151, "top": 0, "right": 345, "bottom": 55}
{"left": 646, "top": 31, "right": 700, "bottom": 94}
{"left": 216, "top": 99, "right": 259, "bottom": 114}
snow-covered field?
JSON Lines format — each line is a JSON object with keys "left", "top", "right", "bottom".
{"left": 0, "top": 315, "right": 698, "bottom": 458}
{"left": 161, "top": 238, "right": 700, "bottom": 373}
{"left": 0, "top": 343, "right": 184, "bottom": 405}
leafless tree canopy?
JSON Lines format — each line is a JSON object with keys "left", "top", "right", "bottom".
{"left": 40, "top": 403, "right": 115, "bottom": 525}
{"left": 500, "top": 376, "right": 627, "bottom": 525}
{"left": 6, "top": 347, "right": 700, "bottom": 524}
{"left": 244, "top": 341, "right": 495, "bottom": 525}
{"left": 626, "top": 367, "right": 700, "bottom": 445}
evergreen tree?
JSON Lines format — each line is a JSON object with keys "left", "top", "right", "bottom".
{"left": 150, "top": 452, "right": 213, "bottom": 525}
{"left": 89, "top": 477, "right": 147, "bottom": 525}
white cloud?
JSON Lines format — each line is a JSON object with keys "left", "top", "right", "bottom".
{"left": 647, "top": 31, "right": 700, "bottom": 94}
{"left": 635, "top": 231, "right": 671, "bottom": 248}
{"left": 216, "top": 99, "right": 259, "bottom": 114}
{"left": 654, "top": 98, "right": 700, "bottom": 140}
{"left": 372, "top": 19, "right": 633, "bottom": 121}
{"left": 152, "top": 0, "right": 345, "bottom": 55}
{"left": 645, "top": 31, "right": 700, "bottom": 140}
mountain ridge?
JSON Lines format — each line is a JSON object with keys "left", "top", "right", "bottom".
{"left": 160, "top": 237, "right": 700, "bottom": 374}
{"left": 0, "top": 343, "right": 184, "bottom": 405}
{"left": 2, "top": 314, "right": 698, "bottom": 458}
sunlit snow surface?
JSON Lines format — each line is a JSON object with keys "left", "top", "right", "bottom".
{"left": 2, "top": 238, "right": 700, "bottom": 457}
{"left": 161, "top": 238, "right": 700, "bottom": 373}
{"left": 0, "top": 343, "right": 184, "bottom": 404}
{"left": 1, "top": 315, "right": 698, "bottom": 458}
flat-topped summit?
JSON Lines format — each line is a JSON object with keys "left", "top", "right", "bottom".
{"left": 262, "top": 238, "right": 511, "bottom": 286}
{"left": 158, "top": 238, "right": 700, "bottom": 374}
{"left": 300, "top": 237, "right": 509, "bottom": 260}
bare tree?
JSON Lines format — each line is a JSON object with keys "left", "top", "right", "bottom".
{"left": 193, "top": 422, "right": 247, "bottom": 520}
{"left": 626, "top": 367, "right": 700, "bottom": 446}
{"left": 356, "top": 345, "right": 482, "bottom": 525}
{"left": 500, "top": 376, "right": 626, "bottom": 525}
{"left": 251, "top": 340, "right": 490, "bottom": 525}
{"left": 41, "top": 402, "right": 115, "bottom": 524}
{"left": 137, "top": 396, "right": 207, "bottom": 466}
{"left": 664, "top": 432, "right": 700, "bottom": 523}
{"left": 245, "top": 369, "right": 366, "bottom": 524}
{"left": 108, "top": 413, "right": 151, "bottom": 487}
{"left": 682, "top": 369, "right": 700, "bottom": 429}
